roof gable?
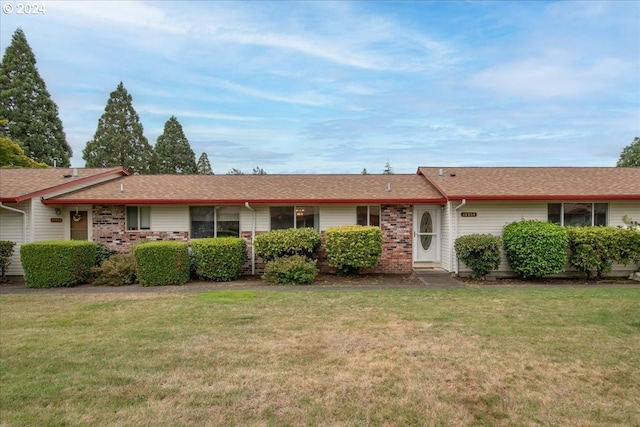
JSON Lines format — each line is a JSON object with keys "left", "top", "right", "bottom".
{"left": 0, "top": 167, "right": 129, "bottom": 203}
{"left": 418, "top": 167, "right": 640, "bottom": 201}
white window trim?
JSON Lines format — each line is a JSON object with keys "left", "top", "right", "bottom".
{"left": 548, "top": 202, "right": 608, "bottom": 226}
{"left": 357, "top": 205, "right": 381, "bottom": 227}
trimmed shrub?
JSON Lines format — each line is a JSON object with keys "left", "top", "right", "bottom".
{"left": 325, "top": 225, "right": 383, "bottom": 275}
{"left": 91, "top": 253, "right": 136, "bottom": 286}
{"left": 454, "top": 234, "right": 502, "bottom": 279}
{"left": 254, "top": 228, "right": 321, "bottom": 262}
{"left": 20, "top": 240, "right": 96, "bottom": 288}
{"left": 502, "top": 220, "right": 568, "bottom": 279}
{"left": 134, "top": 241, "right": 189, "bottom": 286}
{"left": 94, "top": 242, "right": 115, "bottom": 266}
{"left": 191, "top": 237, "right": 247, "bottom": 281}
{"left": 567, "top": 226, "right": 640, "bottom": 280}
{"left": 263, "top": 255, "right": 318, "bottom": 285}
{"left": 0, "top": 240, "right": 16, "bottom": 282}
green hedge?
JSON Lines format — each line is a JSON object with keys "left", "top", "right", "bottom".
{"left": 0, "top": 240, "right": 16, "bottom": 281}
{"left": 191, "top": 237, "right": 247, "bottom": 281}
{"left": 567, "top": 226, "right": 640, "bottom": 280}
{"left": 325, "top": 225, "right": 383, "bottom": 275}
{"left": 134, "top": 241, "right": 190, "bottom": 286}
{"left": 502, "top": 220, "right": 568, "bottom": 279}
{"left": 454, "top": 234, "right": 502, "bottom": 279}
{"left": 263, "top": 255, "right": 318, "bottom": 285}
{"left": 254, "top": 228, "right": 321, "bottom": 262}
{"left": 20, "top": 240, "right": 96, "bottom": 288}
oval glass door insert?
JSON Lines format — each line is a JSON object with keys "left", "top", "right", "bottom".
{"left": 420, "top": 211, "right": 433, "bottom": 250}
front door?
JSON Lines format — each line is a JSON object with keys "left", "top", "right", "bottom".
{"left": 414, "top": 206, "right": 439, "bottom": 262}
{"left": 70, "top": 211, "right": 88, "bottom": 240}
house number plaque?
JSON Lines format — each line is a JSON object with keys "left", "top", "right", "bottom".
{"left": 50, "top": 218, "right": 63, "bottom": 223}
{"left": 460, "top": 212, "right": 477, "bottom": 217}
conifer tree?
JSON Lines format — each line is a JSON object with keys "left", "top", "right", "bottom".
{"left": 83, "top": 82, "right": 152, "bottom": 174}
{"left": 151, "top": 116, "right": 197, "bottom": 174}
{"left": 0, "top": 28, "right": 71, "bottom": 166}
{"left": 196, "top": 152, "right": 213, "bottom": 174}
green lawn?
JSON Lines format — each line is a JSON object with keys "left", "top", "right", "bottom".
{"left": 1, "top": 287, "right": 639, "bottom": 426}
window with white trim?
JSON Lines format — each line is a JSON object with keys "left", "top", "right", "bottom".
{"left": 190, "top": 206, "right": 240, "bottom": 238}
{"left": 356, "top": 205, "right": 380, "bottom": 226}
{"left": 270, "top": 206, "right": 319, "bottom": 230}
{"left": 126, "top": 206, "right": 151, "bottom": 231}
{"left": 548, "top": 203, "right": 608, "bottom": 226}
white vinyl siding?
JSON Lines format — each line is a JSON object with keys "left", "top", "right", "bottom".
{"left": 441, "top": 202, "right": 452, "bottom": 272}
{"left": 152, "top": 206, "right": 189, "bottom": 232}
{"left": 31, "top": 199, "right": 66, "bottom": 242}
{"left": 609, "top": 202, "right": 640, "bottom": 228}
{"left": 0, "top": 201, "right": 29, "bottom": 276}
{"left": 241, "top": 206, "right": 270, "bottom": 232}
{"left": 319, "top": 206, "right": 356, "bottom": 230}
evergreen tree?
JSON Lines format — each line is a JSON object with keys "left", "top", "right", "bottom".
{"left": 196, "top": 152, "right": 213, "bottom": 174}
{"left": 0, "top": 28, "right": 71, "bottom": 166}
{"left": 383, "top": 160, "right": 394, "bottom": 174}
{"left": 252, "top": 166, "right": 267, "bottom": 175}
{"left": 227, "top": 168, "right": 244, "bottom": 175}
{"left": 151, "top": 116, "right": 197, "bottom": 174}
{"left": 83, "top": 82, "right": 152, "bottom": 174}
{"left": 361, "top": 168, "right": 368, "bottom": 175}
{"left": 616, "top": 137, "right": 640, "bottom": 167}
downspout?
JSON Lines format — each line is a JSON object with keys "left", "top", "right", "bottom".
{"left": 244, "top": 202, "right": 256, "bottom": 276}
{"left": 0, "top": 202, "right": 27, "bottom": 244}
{"left": 453, "top": 199, "right": 466, "bottom": 275}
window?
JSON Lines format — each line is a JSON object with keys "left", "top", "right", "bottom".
{"left": 126, "top": 206, "right": 150, "bottom": 231}
{"left": 547, "top": 203, "right": 608, "bottom": 226}
{"left": 356, "top": 206, "right": 380, "bottom": 226}
{"left": 190, "top": 206, "right": 240, "bottom": 238}
{"left": 270, "top": 206, "right": 319, "bottom": 230}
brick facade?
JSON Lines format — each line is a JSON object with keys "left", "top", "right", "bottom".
{"left": 91, "top": 204, "right": 415, "bottom": 275}
{"left": 92, "top": 205, "right": 189, "bottom": 252}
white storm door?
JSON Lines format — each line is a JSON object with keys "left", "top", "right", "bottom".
{"left": 414, "top": 205, "right": 440, "bottom": 262}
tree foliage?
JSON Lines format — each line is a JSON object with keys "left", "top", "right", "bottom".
{"left": 252, "top": 166, "right": 267, "bottom": 175}
{"left": 227, "top": 168, "right": 244, "bottom": 175}
{"left": 0, "top": 28, "right": 71, "bottom": 166}
{"left": 196, "top": 152, "right": 213, "bottom": 174}
{"left": 383, "top": 161, "right": 394, "bottom": 174}
{"left": 616, "top": 137, "right": 640, "bottom": 167}
{"left": 151, "top": 116, "right": 197, "bottom": 174}
{"left": 0, "top": 136, "right": 49, "bottom": 168}
{"left": 82, "top": 82, "right": 152, "bottom": 174}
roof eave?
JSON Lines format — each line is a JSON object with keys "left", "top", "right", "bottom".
{"left": 446, "top": 195, "right": 640, "bottom": 201}
{"left": 43, "top": 197, "right": 448, "bottom": 206}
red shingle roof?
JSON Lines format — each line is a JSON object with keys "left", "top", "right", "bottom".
{"left": 418, "top": 167, "right": 640, "bottom": 200}
{"left": 0, "top": 167, "right": 127, "bottom": 203}
{"left": 45, "top": 174, "right": 446, "bottom": 205}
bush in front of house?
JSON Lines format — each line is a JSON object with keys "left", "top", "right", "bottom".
{"left": 454, "top": 234, "right": 502, "bottom": 279}
{"left": 134, "top": 241, "right": 190, "bottom": 286}
{"left": 0, "top": 240, "right": 16, "bottom": 282}
{"left": 91, "top": 253, "right": 137, "bottom": 286}
{"left": 254, "top": 228, "right": 322, "bottom": 262}
{"left": 325, "top": 225, "right": 383, "bottom": 275}
{"left": 263, "top": 255, "right": 318, "bottom": 285}
{"left": 567, "top": 226, "right": 640, "bottom": 280}
{"left": 191, "top": 237, "right": 247, "bottom": 281}
{"left": 502, "top": 220, "right": 568, "bottom": 279}
{"left": 20, "top": 240, "right": 96, "bottom": 288}
{"left": 94, "top": 242, "right": 115, "bottom": 266}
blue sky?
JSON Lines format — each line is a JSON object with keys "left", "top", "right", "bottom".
{"left": 1, "top": 1, "right": 638, "bottom": 174}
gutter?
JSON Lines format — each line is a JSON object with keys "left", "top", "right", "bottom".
{"left": 244, "top": 202, "right": 256, "bottom": 276}
{"left": 0, "top": 202, "right": 27, "bottom": 245}
{"left": 453, "top": 199, "right": 466, "bottom": 275}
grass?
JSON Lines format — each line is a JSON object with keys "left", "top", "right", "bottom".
{"left": 1, "top": 286, "right": 639, "bottom": 426}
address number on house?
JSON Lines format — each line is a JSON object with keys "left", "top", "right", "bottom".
{"left": 460, "top": 212, "right": 477, "bottom": 217}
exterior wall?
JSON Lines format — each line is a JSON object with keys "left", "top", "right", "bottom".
{"left": 319, "top": 205, "right": 356, "bottom": 230}
{"left": 0, "top": 201, "right": 30, "bottom": 276}
{"left": 31, "top": 198, "right": 66, "bottom": 242}
{"left": 454, "top": 200, "right": 640, "bottom": 278}
{"left": 440, "top": 201, "right": 453, "bottom": 272}
{"left": 92, "top": 205, "right": 188, "bottom": 252}
{"left": 152, "top": 206, "right": 189, "bottom": 231}
{"left": 377, "top": 204, "right": 413, "bottom": 274}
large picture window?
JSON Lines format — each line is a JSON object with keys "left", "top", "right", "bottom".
{"left": 356, "top": 206, "right": 380, "bottom": 226}
{"left": 270, "top": 206, "right": 319, "bottom": 230}
{"left": 190, "top": 206, "right": 240, "bottom": 238}
{"left": 126, "top": 206, "right": 150, "bottom": 231}
{"left": 548, "top": 203, "right": 608, "bottom": 226}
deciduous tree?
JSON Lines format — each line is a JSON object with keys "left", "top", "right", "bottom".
{"left": 0, "top": 28, "right": 71, "bottom": 166}
{"left": 616, "top": 137, "right": 640, "bottom": 167}
{"left": 82, "top": 82, "right": 152, "bottom": 174}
